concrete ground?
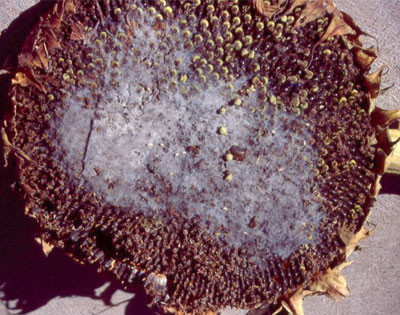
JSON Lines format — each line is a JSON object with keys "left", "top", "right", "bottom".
{"left": 0, "top": 1, "right": 399, "bottom": 314}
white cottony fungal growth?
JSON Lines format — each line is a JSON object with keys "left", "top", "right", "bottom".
{"left": 47, "top": 8, "right": 325, "bottom": 259}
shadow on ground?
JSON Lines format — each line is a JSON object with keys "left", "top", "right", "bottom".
{"left": 380, "top": 174, "right": 400, "bottom": 195}
{"left": 0, "top": 1, "right": 156, "bottom": 314}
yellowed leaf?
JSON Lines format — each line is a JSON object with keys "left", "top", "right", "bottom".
{"left": 282, "top": 289, "right": 305, "bottom": 315}
{"left": 35, "top": 237, "right": 54, "bottom": 256}
{"left": 11, "top": 71, "right": 46, "bottom": 93}
{"left": 2, "top": 128, "right": 34, "bottom": 167}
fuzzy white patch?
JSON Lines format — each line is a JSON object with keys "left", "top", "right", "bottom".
{"left": 48, "top": 8, "right": 325, "bottom": 259}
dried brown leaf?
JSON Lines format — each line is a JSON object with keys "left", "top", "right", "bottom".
{"left": 2, "top": 128, "right": 34, "bottom": 167}
{"left": 48, "top": 1, "right": 65, "bottom": 29}
{"left": 37, "top": 43, "right": 49, "bottom": 71}
{"left": 43, "top": 28, "right": 61, "bottom": 50}
{"left": 374, "top": 147, "right": 388, "bottom": 174}
{"left": 35, "top": 237, "right": 54, "bottom": 256}
{"left": 22, "top": 183, "right": 36, "bottom": 195}
{"left": 353, "top": 46, "right": 378, "bottom": 70}
{"left": 374, "top": 123, "right": 396, "bottom": 156}
{"left": 71, "top": 21, "right": 86, "bottom": 41}
{"left": 11, "top": 71, "right": 46, "bottom": 93}
{"left": 95, "top": 0, "right": 105, "bottom": 24}
{"left": 294, "top": 0, "right": 326, "bottom": 28}
{"left": 372, "top": 107, "right": 400, "bottom": 128}
{"left": 363, "top": 66, "right": 386, "bottom": 99}
{"left": 282, "top": 289, "right": 305, "bottom": 315}
{"left": 305, "top": 261, "right": 352, "bottom": 301}
{"left": 286, "top": 0, "right": 308, "bottom": 15}
{"left": 19, "top": 52, "right": 42, "bottom": 70}
{"left": 372, "top": 174, "right": 383, "bottom": 198}
{"left": 64, "top": 0, "right": 76, "bottom": 14}
{"left": 341, "top": 10, "right": 375, "bottom": 41}
{"left": 253, "top": 0, "right": 279, "bottom": 17}
{"left": 340, "top": 226, "right": 373, "bottom": 258}
{"left": 319, "top": 14, "right": 356, "bottom": 43}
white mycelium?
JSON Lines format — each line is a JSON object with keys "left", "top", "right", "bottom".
{"left": 48, "top": 7, "right": 325, "bottom": 259}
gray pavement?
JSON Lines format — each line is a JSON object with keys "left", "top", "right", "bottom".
{"left": 0, "top": 1, "right": 399, "bottom": 314}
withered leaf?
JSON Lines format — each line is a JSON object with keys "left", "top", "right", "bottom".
{"left": 11, "top": 71, "right": 46, "bottom": 93}
{"left": 286, "top": 0, "right": 308, "bottom": 14}
{"left": 35, "top": 237, "right": 54, "bottom": 256}
{"left": 373, "top": 147, "right": 388, "bottom": 174}
{"left": 293, "top": 0, "right": 326, "bottom": 28}
{"left": 363, "top": 66, "right": 386, "bottom": 99}
{"left": 1, "top": 128, "right": 34, "bottom": 166}
{"left": 353, "top": 46, "right": 378, "bottom": 70}
{"left": 319, "top": 14, "right": 356, "bottom": 43}
{"left": 341, "top": 10, "right": 372, "bottom": 39}
{"left": 48, "top": 1, "right": 65, "bottom": 30}
{"left": 252, "top": 0, "right": 279, "bottom": 17}
{"left": 305, "top": 261, "right": 353, "bottom": 301}
{"left": 71, "top": 21, "right": 86, "bottom": 41}
{"left": 282, "top": 289, "right": 305, "bottom": 315}
{"left": 37, "top": 43, "right": 49, "bottom": 71}
{"left": 43, "top": 28, "right": 62, "bottom": 50}
{"left": 372, "top": 107, "right": 400, "bottom": 129}
{"left": 340, "top": 225, "right": 373, "bottom": 258}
